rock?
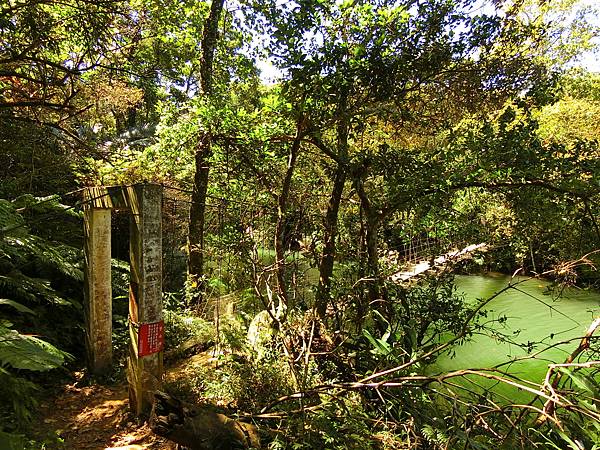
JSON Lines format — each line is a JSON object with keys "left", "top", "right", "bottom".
{"left": 247, "top": 310, "right": 276, "bottom": 359}
{"left": 149, "top": 392, "right": 260, "bottom": 450}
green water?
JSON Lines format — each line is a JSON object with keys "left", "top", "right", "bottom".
{"left": 434, "top": 273, "right": 600, "bottom": 402}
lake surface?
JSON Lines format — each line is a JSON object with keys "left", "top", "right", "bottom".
{"left": 434, "top": 273, "right": 600, "bottom": 402}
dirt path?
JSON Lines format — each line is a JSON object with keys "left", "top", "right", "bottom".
{"left": 36, "top": 372, "right": 176, "bottom": 450}
{"left": 35, "top": 351, "right": 221, "bottom": 449}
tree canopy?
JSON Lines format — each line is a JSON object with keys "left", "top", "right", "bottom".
{"left": 1, "top": 0, "right": 600, "bottom": 448}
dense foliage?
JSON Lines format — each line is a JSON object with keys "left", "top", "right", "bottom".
{"left": 1, "top": 0, "right": 600, "bottom": 448}
{"left": 0, "top": 197, "right": 79, "bottom": 447}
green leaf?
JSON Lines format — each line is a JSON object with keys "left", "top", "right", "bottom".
{"left": 557, "top": 366, "right": 599, "bottom": 397}
{"left": 0, "top": 299, "right": 37, "bottom": 315}
{"left": 0, "top": 431, "right": 27, "bottom": 450}
{"left": 372, "top": 310, "right": 392, "bottom": 342}
{"left": 363, "top": 329, "right": 391, "bottom": 356}
{"left": 557, "top": 429, "right": 584, "bottom": 450}
{"left": 0, "top": 326, "right": 68, "bottom": 371}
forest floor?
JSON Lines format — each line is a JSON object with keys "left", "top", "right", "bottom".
{"left": 35, "top": 351, "right": 219, "bottom": 449}
{"left": 35, "top": 371, "right": 175, "bottom": 449}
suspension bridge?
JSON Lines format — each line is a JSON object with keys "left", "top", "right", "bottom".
{"left": 388, "top": 242, "right": 488, "bottom": 283}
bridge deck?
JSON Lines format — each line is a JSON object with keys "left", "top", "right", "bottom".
{"left": 389, "top": 243, "right": 488, "bottom": 283}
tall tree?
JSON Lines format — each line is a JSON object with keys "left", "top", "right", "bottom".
{"left": 0, "top": 0, "right": 153, "bottom": 192}
{"left": 257, "top": 0, "right": 555, "bottom": 319}
{"left": 0, "top": 0, "right": 143, "bottom": 133}
{"left": 188, "top": 0, "right": 225, "bottom": 306}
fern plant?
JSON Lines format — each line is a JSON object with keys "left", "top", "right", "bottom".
{"left": 0, "top": 196, "right": 79, "bottom": 432}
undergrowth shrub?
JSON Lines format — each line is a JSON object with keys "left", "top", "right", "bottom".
{"left": 182, "top": 350, "right": 294, "bottom": 412}
{"left": 164, "top": 307, "right": 215, "bottom": 351}
{"left": 163, "top": 312, "right": 294, "bottom": 411}
{"left": 265, "top": 391, "right": 413, "bottom": 450}
{"left": 0, "top": 196, "right": 78, "bottom": 442}
{"left": 313, "top": 275, "right": 600, "bottom": 450}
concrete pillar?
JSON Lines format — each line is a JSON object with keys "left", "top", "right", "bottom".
{"left": 126, "top": 184, "right": 163, "bottom": 416}
{"left": 83, "top": 206, "right": 113, "bottom": 375}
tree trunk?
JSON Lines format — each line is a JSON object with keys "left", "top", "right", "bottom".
{"left": 200, "top": 0, "right": 224, "bottom": 96}
{"left": 315, "top": 95, "right": 349, "bottom": 320}
{"left": 364, "top": 215, "right": 380, "bottom": 303}
{"left": 353, "top": 174, "right": 381, "bottom": 305}
{"left": 316, "top": 164, "right": 346, "bottom": 319}
{"left": 187, "top": 0, "right": 224, "bottom": 308}
{"left": 274, "top": 126, "right": 302, "bottom": 316}
{"left": 355, "top": 204, "right": 367, "bottom": 331}
{"left": 188, "top": 136, "right": 211, "bottom": 305}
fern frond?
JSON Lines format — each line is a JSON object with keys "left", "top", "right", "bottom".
{"left": 0, "top": 366, "right": 39, "bottom": 425}
{"left": 0, "top": 325, "right": 69, "bottom": 371}
{"left": 0, "top": 299, "right": 36, "bottom": 315}
{"left": 3, "top": 235, "right": 83, "bottom": 282}
{"left": 0, "top": 200, "right": 25, "bottom": 236}
{"left": 0, "top": 274, "right": 37, "bottom": 304}
{"left": 0, "top": 273, "right": 78, "bottom": 308}
{"left": 12, "top": 194, "right": 82, "bottom": 220}
{"left": 0, "top": 430, "right": 29, "bottom": 449}
{"left": 422, "top": 424, "right": 449, "bottom": 446}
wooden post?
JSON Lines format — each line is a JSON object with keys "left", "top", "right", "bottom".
{"left": 83, "top": 183, "right": 163, "bottom": 415}
{"left": 83, "top": 203, "right": 113, "bottom": 375}
{"left": 127, "top": 184, "right": 163, "bottom": 416}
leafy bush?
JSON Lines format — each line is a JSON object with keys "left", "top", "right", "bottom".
{"left": 164, "top": 307, "right": 215, "bottom": 352}
{"left": 0, "top": 196, "right": 79, "bottom": 434}
{"left": 176, "top": 350, "right": 294, "bottom": 413}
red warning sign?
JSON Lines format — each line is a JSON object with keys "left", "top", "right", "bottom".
{"left": 138, "top": 320, "right": 165, "bottom": 356}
